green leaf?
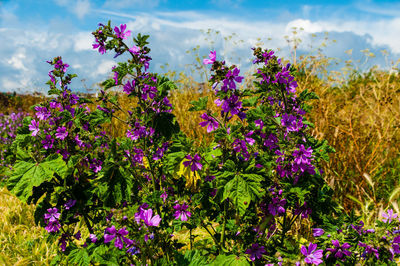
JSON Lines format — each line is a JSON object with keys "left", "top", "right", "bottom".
{"left": 242, "top": 96, "right": 258, "bottom": 107}
{"left": 176, "top": 250, "right": 209, "bottom": 266}
{"left": 7, "top": 155, "right": 67, "bottom": 202}
{"left": 222, "top": 175, "right": 252, "bottom": 216}
{"left": 48, "top": 88, "right": 61, "bottom": 95}
{"left": 299, "top": 89, "right": 319, "bottom": 101}
{"left": 204, "top": 143, "right": 222, "bottom": 162}
{"left": 97, "top": 162, "right": 133, "bottom": 207}
{"left": 189, "top": 97, "right": 208, "bottom": 111}
{"left": 222, "top": 174, "right": 263, "bottom": 215}
{"left": 67, "top": 249, "right": 90, "bottom": 266}
{"left": 210, "top": 254, "right": 250, "bottom": 266}
{"left": 91, "top": 245, "right": 119, "bottom": 265}
{"left": 153, "top": 112, "right": 180, "bottom": 139}
{"left": 89, "top": 109, "right": 110, "bottom": 125}
{"left": 102, "top": 79, "right": 116, "bottom": 90}
{"left": 157, "top": 76, "right": 178, "bottom": 96}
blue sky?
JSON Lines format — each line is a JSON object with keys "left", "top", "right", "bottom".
{"left": 1, "top": 0, "right": 400, "bottom": 93}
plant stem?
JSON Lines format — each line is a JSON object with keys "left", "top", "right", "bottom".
{"left": 220, "top": 200, "right": 228, "bottom": 248}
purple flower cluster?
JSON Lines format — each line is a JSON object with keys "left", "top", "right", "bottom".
{"left": 268, "top": 189, "right": 286, "bottom": 216}
{"left": 245, "top": 243, "right": 265, "bottom": 261}
{"left": 44, "top": 208, "right": 61, "bottom": 233}
{"left": 292, "top": 144, "right": 316, "bottom": 175}
{"left": 126, "top": 121, "right": 154, "bottom": 141}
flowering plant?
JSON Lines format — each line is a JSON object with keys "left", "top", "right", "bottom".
{"left": 3, "top": 21, "right": 400, "bottom": 265}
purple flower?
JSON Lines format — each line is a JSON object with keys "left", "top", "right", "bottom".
{"left": 64, "top": 199, "right": 76, "bottom": 210}
{"left": 123, "top": 80, "right": 135, "bottom": 94}
{"left": 233, "top": 139, "right": 251, "bottom": 161}
{"left": 292, "top": 144, "right": 315, "bottom": 175}
{"left": 312, "top": 228, "right": 324, "bottom": 237}
{"left": 392, "top": 235, "right": 400, "bottom": 255}
{"left": 126, "top": 121, "right": 153, "bottom": 141}
{"left": 326, "top": 240, "right": 351, "bottom": 260}
{"left": 199, "top": 113, "right": 219, "bottom": 133}
{"left": 54, "top": 59, "right": 69, "bottom": 72}
{"left": 129, "top": 45, "right": 140, "bottom": 54}
{"left": 141, "top": 84, "right": 157, "bottom": 101}
{"left": 203, "top": 50, "right": 216, "bottom": 65}
{"left": 34, "top": 106, "right": 50, "bottom": 121}
{"left": 281, "top": 113, "right": 303, "bottom": 133}
{"left": 358, "top": 241, "right": 379, "bottom": 259}
{"left": 93, "top": 38, "right": 106, "bottom": 54}
{"left": 221, "top": 95, "right": 242, "bottom": 115}
{"left": 104, "top": 225, "right": 133, "bottom": 250}
{"left": 173, "top": 202, "right": 191, "bottom": 221}
{"left": 245, "top": 243, "right": 265, "bottom": 261}
{"left": 75, "top": 134, "right": 84, "bottom": 148}
{"left": 183, "top": 154, "right": 202, "bottom": 172}
{"left": 114, "top": 24, "right": 131, "bottom": 40}
{"left": 89, "top": 234, "right": 98, "bottom": 243}
{"left": 42, "top": 134, "right": 55, "bottom": 149}
{"left": 127, "top": 246, "right": 140, "bottom": 255}
{"left": 301, "top": 243, "right": 323, "bottom": 265}
{"left": 160, "top": 191, "right": 168, "bottom": 203}
{"left": 141, "top": 209, "right": 161, "bottom": 227}
{"left": 74, "top": 231, "right": 81, "bottom": 240}
{"left": 382, "top": 209, "right": 398, "bottom": 223}
{"left": 55, "top": 126, "right": 68, "bottom": 140}
{"left": 90, "top": 158, "right": 102, "bottom": 173}
{"left": 268, "top": 196, "right": 286, "bottom": 216}
{"left": 29, "top": 119, "right": 39, "bottom": 136}
{"left": 44, "top": 208, "right": 61, "bottom": 233}
{"left": 350, "top": 220, "right": 365, "bottom": 235}
{"left": 222, "top": 67, "right": 244, "bottom": 91}
{"left": 263, "top": 133, "right": 279, "bottom": 151}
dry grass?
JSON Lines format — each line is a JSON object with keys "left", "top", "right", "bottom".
{"left": 0, "top": 187, "right": 57, "bottom": 265}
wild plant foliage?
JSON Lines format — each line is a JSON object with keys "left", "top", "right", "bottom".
{"left": 3, "top": 21, "right": 400, "bottom": 265}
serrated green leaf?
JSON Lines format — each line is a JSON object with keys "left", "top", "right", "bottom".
{"left": 189, "top": 97, "right": 208, "bottom": 111}
{"left": 153, "top": 112, "right": 180, "bottom": 139}
{"left": 7, "top": 155, "right": 66, "bottom": 202}
{"left": 97, "top": 162, "right": 133, "bottom": 207}
{"left": 68, "top": 249, "right": 90, "bottom": 266}
{"left": 223, "top": 175, "right": 252, "bottom": 216}
{"left": 242, "top": 96, "right": 258, "bottom": 107}
{"left": 102, "top": 79, "right": 116, "bottom": 90}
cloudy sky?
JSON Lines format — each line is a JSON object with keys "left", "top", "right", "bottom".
{"left": 0, "top": 0, "right": 399, "bottom": 93}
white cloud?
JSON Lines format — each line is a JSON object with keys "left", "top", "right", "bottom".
{"left": 53, "top": 0, "right": 91, "bottom": 19}
{"left": 6, "top": 48, "right": 27, "bottom": 71}
{"left": 74, "top": 31, "right": 93, "bottom": 51}
{"left": 74, "top": 0, "right": 91, "bottom": 19}
{"left": 103, "top": 0, "right": 160, "bottom": 9}
{"left": 2, "top": 7, "right": 400, "bottom": 93}
{"left": 283, "top": 18, "right": 400, "bottom": 54}
{"left": 94, "top": 60, "right": 116, "bottom": 76}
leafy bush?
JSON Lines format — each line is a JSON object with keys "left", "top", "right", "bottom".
{"left": 2, "top": 21, "right": 400, "bottom": 265}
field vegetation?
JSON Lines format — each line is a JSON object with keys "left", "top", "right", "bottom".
{"left": 0, "top": 26, "right": 399, "bottom": 264}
